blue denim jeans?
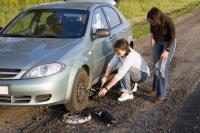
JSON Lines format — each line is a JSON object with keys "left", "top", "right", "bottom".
{"left": 120, "top": 67, "right": 148, "bottom": 93}
{"left": 153, "top": 40, "right": 176, "bottom": 99}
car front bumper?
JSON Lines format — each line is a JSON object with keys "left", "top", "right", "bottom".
{"left": 0, "top": 67, "right": 73, "bottom": 106}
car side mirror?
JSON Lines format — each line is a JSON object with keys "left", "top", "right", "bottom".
{"left": 92, "top": 29, "right": 110, "bottom": 40}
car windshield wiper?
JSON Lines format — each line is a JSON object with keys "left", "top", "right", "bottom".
{"left": 34, "top": 34, "right": 63, "bottom": 38}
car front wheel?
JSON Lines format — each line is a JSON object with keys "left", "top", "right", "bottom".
{"left": 65, "top": 68, "right": 90, "bottom": 114}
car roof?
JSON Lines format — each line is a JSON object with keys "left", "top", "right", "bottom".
{"left": 28, "top": 0, "right": 112, "bottom": 11}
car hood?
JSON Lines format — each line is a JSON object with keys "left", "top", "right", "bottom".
{"left": 0, "top": 37, "right": 81, "bottom": 69}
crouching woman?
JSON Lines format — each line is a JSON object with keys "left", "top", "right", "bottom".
{"left": 98, "top": 39, "right": 150, "bottom": 101}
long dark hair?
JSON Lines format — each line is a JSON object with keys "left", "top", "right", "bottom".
{"left": 114, "top": 39, "right": 131, "bottom": 56}
{"left": 147, "top": 7, "right": 165, "bottom": 34}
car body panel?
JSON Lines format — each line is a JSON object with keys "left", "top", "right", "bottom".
{"left": 0, "top": 37, "right": 81, "bottom": 70}
{"left": 0, "top": 66, "right": 71, "bottom": 105}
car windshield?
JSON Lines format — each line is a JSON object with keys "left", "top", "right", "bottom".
{"left": 1, "top": 9, "right": 88, "bottom": 38}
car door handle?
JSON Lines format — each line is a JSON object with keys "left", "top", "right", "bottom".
{"left": 122, "top": 29, "right": 126, "bottom": 33}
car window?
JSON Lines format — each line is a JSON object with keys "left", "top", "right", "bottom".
{"left": 92, "top": 8, "right": 108, "bottom": 33}
{"left": 102, "top": 6, "right": 121, "bottom": 29}
{"left": 6, "top": 12, "right": 35, "bottom": 34}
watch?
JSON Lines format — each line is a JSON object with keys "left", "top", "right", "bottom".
{"left": 105, "top": 86, "right": 109, "bottom": 91}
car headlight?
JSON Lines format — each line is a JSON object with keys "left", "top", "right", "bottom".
{"left": 21, "top": 63, "right": 66, "bottom": 79}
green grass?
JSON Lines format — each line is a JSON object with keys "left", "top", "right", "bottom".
{"left": 118, "top": 0, "right": 200, "bottom": 22}
{"left": 0, "top": 0, "right": 59, "bottom": 27}
{"left": 132, "top": 1, "right": 200, "bottom": 39}
{"left": 168, "top": 1, "right": 200, "bottom": 18}
{"left": 0, "top": 0, "right": 200, "bottom": 39}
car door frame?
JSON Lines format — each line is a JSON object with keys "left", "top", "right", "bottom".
{"left": 101, "top": 5, "right": 125, "bottom": 44}
{"left": 103, "top": 5, "right": 134, "bottom": 47}
{"left": 89, "top": 6, "right": 114, "bottom": 82}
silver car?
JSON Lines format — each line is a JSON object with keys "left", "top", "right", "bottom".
{"left": 0, "top": 0, "right": 133, "bottom": 113}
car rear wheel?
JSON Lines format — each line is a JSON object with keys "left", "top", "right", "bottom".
{"left": 65, "top": 68, "right": 90, "bottom": 114}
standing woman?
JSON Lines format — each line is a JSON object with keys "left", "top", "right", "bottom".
{"left": 147, "top": 7, "right": 176, "bottom": 104}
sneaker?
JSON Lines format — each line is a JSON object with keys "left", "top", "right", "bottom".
{"left": 118, "top": 93, "right": 134, "bottom": 101}
{"left": 132, "top": 83, "right": 138, "bottom": 92}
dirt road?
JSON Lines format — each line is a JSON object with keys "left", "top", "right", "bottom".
{"left": 0, "top": 8, "right": 200, "bottom": 133}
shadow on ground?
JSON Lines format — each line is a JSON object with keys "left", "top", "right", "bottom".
{"left": 171, "top": 83, "right": 200, "bottom": 133}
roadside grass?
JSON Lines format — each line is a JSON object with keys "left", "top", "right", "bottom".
{"left": 0, "top": 0, "right": 59, "bottom": 27}
{"left": 0, "top": 0, "right": 200, "bottom": 39}
{"left": 126, "top": 1, "right": 200, "bottom": 39}
{"left": 118, "top": 0, "right": 200, "bottom": 22}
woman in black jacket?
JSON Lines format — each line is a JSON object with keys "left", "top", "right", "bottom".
{"left": 147, "top": 7, "right": 176, "bottom": 104}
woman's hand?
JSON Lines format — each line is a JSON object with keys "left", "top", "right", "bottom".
{"left": 98, "top": 88, "right": 108, "bottom": 97}
{"left": 151, "top": 38, "right": 155, "bottom": 47}
{"left": 161, "top": 50, "right": 169, "bottom": 61}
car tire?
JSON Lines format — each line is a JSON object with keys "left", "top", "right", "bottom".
{"left": 65, "top": 68, "right": 90, "bottom": 114}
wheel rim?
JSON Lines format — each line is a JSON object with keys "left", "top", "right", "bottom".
{"left": 76, "top": 79, "right": 86, "bottom": 104}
